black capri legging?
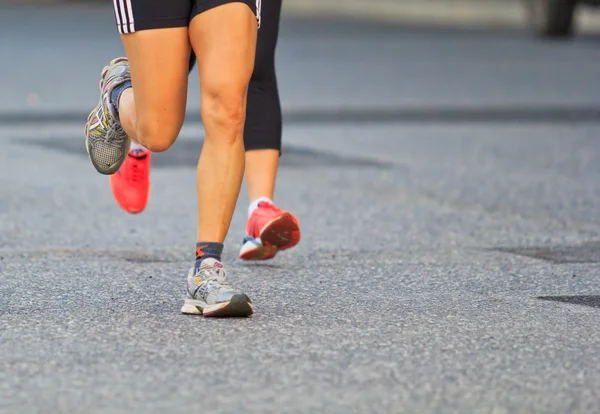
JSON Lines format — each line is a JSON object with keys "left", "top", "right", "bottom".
{"left": 189, "top": 0, "right": 283, "bottom": 153}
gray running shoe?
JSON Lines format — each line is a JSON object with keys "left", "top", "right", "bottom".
{"left": 181, "top": 258, "right": 254, "bottom": 317}
{"left": 84, "top": 57, "right": 131, "bottom": 175}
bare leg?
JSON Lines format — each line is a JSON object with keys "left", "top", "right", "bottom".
{"left": 117, "top": 88, "right": 137, "bottom": 142}
{"left": 245, "top": 149, "right": 279, "bottom": 202}
{"left": 119, "top": 28, "right": 190, "bottom": 151}
{"left": 189, "top": 3, "right": 258, "bottom": 242}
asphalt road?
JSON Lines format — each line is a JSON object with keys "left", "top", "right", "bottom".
{"left": 1, "top": 4, "right": 600, "bottom": 414}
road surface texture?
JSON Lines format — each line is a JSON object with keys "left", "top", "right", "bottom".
{"left": 1, "top": 4, "right": 600, "bottom": 414}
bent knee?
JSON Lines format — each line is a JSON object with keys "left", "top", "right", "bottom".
{"left": 201, "top": 86, "right": 247, "bottom": 132}
{"left": 136, "top": 118, "right": 182, "bottom": 153}
{"left": 142, "top": 140, "right": 173, "bottom": 153}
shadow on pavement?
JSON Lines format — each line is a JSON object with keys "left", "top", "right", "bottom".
{"left": 537, "top": 295, "right": 600, "bottom": 309}
{"left": 3, "top": 106, "right": 600, "bottom": 125}
{"left": 18, "top": 137, "right": 395, "bottom": 170}
{"left": 494, "top": 241, "right": 600, "bottom": 264}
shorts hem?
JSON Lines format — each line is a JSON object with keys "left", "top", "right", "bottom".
{"left": 245, "top": 145, "right": 282, "bottom": 155}
{"left": 117, "top": 18, "right": 189, "bottom": 34}
{"left": 191, "top": 0, "right": 260, "bottom": 27}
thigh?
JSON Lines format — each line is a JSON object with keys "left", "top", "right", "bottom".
{"left": 187, "top": 0, "right": 262, "bottom": 76}
{"left": 121, "top": 28, "right": 191, "bottom": 148}
{"left": 189, "top": 2, "right": 258, "bottom": 98}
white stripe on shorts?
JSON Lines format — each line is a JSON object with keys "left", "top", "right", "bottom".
{"left": 256, "top": 0, "right": 262, "bottom": 28}
{"left": 125, "top": 0, "right": 135, "bottom": 32}
{"left": 113, "top": 0, "right": 135, "bottom": 34}
{"left": 112, "top": 0, "right": 123, "bottom": 32}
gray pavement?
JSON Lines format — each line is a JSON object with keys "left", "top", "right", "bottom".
{"left": 2, "top": 4, "right": 600, "bottom": 414}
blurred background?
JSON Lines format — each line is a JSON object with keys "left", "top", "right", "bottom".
{"left": 2, "top": 1, "right": 600, "bottom": 413}
{"left": 0, "top": 0, "right": 599, "bottom": 117}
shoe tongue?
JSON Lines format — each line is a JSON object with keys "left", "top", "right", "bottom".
{"left": 198, "top": 258, "right": 223, "bottom": 271}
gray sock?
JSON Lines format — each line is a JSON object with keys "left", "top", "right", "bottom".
{"left": 110, "top": 80, "right": 132, "bottom": 120}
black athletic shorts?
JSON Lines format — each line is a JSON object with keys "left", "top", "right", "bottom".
{"left": 112, "top": 0, "right": 261, "bottom": 34}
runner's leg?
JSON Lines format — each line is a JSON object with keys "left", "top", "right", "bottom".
{"left": 181, "top": 1, "right": 258, "bottom": 317}
{"left": 189, "top": 2, "right": 258, "bottom": 243}
{"left": 239, "top": 0, "right": 301, "bottom": 261}
{"left": 244, "top": 0, "right": 283, "bottom": 202}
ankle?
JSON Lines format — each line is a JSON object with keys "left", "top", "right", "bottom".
{"left": 248, "top": 197, "right": 272, "bottom": 217}
{"left": 129, "top": 142, "right": 148, "bottom": 153}
{"left": 110, "top": 80, "right": 132, "bottom": 121}
{"left": 194, "top": 242, "right": 224, "bottom": 269}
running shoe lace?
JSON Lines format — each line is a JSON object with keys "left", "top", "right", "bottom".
{"left": 196, "top": 266, "right": 229, "bottom": 297}
{"left": 123, "top": 157, "right": 146, "bottom": 183}
{"left": 204, "top": 266, "right": 228, "bottom": 285}
{"left": 105, "top": 122, "right": 128, "bottom": 146}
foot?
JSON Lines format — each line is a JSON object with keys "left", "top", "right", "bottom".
{"left": 110, "top": 148, "right": 152, "bottom": 214}
{"left": 84, "top": 57, "right": 132, "bottom": 175}
{"left": 239, "top": 201, "right": 301, "bottom": 261}
{"left": 181, "top": 258, "right": 254, "bottom": 317}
